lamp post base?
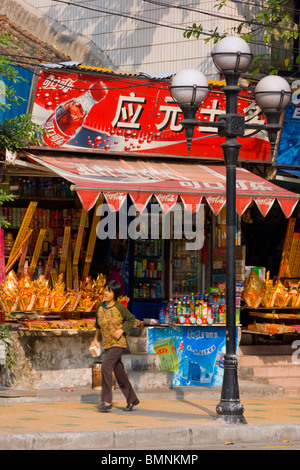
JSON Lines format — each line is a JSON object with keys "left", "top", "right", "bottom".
{"left": 215, "top": 354, "right": 247, "bottom": 424}
{"left": 215, "top": 406, "right": 247, "bottom": 424}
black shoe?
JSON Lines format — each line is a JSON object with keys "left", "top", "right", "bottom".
{"left": 99, "top": 402, "right": 113, "bottom": 412}
{"left": 123, "top": 399, "right": 140, "bottom": 411}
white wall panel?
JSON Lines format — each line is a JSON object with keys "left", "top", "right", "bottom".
{"left": 21, "top": 0, "right": 271, "bottom": 77}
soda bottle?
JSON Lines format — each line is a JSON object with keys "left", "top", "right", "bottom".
{"left": 182, "top": 297, "right": 187, "bottom": 316}
{"left": 43, "top": 81, "right": 107, "bottom": 147}
{"left": 173, "top": 301, "right": 178, "bottom": 324}
{"left": 213, "top": 293, "right": 219, "bottom": 323}
{"left": 159, "top": 307, "right": 165, "bottom": 324}
{"left": 165, "top": 307, "right": 169, "bottom": 324}
{"left": 190, "top": 293, "right": 195, "bottom": 313}
{"left": 207, "top": 302, "right": 213, "bottom": 324}
{"left": 202, "top": 301, "right": 208, "bottom": 324}
{"left": 168, "top": 299, "right": 174, "bottom": 324}
{"left": 195, "top": 294, "right": 200, "bottom": 316}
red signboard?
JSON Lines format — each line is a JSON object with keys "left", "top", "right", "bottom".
{"left": 30, "top": 69, "right": 271, "bottom": 161}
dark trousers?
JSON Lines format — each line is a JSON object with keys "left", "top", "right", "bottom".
{"left": 101, "top": 347, "right": 138, "bottom": 405}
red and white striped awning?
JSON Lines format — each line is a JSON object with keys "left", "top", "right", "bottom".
{"left": 25, "top": 152, "right": 299, "bottom": 217}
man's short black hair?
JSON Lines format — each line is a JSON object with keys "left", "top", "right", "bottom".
{"left": 105, "top": 280, "right": 122, "bottom": 300}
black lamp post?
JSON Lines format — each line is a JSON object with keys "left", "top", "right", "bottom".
{"left": 169, "top": 36, "right": 291, "bottom": 424}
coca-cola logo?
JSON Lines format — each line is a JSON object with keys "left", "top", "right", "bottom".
{"left": 43, "top": 118, "right": 67, "bottom": 146}
{"left": 156, "top": 194, "right": 177, "bottom": 202}
{"left": 255, "top": 198, "right": 273, "bottom": 206}
{"left": 207, "top": 196, "right": 226, "bottom": 204}
{"left": 104, "top": 192, "right": 127, "bottom": 200}
{"left": 42, "top": 77, "right": 76, "bottom": 93}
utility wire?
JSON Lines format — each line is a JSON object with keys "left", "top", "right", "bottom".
{"left": 49, "top": 0, "right": 300, "bottom": 54}
{"left": 143, "top": 0, "right": 299, "bottom": 32}
{"left": 49, "top": 0, "right": 201, "bottom": 34}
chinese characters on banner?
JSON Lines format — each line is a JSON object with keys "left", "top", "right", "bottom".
{"left": 30, "top": 70, "right": 271, "bottom": 161}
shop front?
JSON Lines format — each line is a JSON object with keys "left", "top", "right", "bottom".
{"left": 0, "top": 66, "right": 299, "bottom": 390}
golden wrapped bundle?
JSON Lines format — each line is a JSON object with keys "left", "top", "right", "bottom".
{"left": 19, "top": 275, "right": 37, "bottom": 312}
{"left": 63, "top": 291, "right": 82, "bottom": 312}
{"left": 78, "top": 297, "right": 98, "bottom": 312}
{"left": 0, "top": 271, "right": 107, "bottom": 318}
{"left": 49, "top": 273, "right": 69, "bottom": 311}
{"left": 275, "top": 281, "right": 290, "bottom": 307}
{"left": 242, "top": 269, "right": 264, "bottom": 308}
{"left": 0, "top": 271, "right": 20, "bottom": 314}
{"left": 289, "top": 287, "right": 300, "bottom": 308}
{"left": 50, "top": 294, "right": 70, "bottom": 312}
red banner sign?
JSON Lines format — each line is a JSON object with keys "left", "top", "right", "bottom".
{"left": 30, "top": 69, "right": 271, "bottom": 161}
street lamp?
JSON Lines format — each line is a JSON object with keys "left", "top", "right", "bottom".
{"left": 170, "top": 36, "right": 291, "bottom": 424}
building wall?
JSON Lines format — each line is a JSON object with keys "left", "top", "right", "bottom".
{"left": 0, "top": 67, "right": 33, "bottom": 121}
{"left": 21, "top": 0, "right": 267, "bottom": 77}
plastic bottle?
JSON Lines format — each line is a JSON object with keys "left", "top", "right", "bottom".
{"left": 43, "top": 81, "right": 108, "bottom": 147}
{"left": 159, "top": 307, "right": 165, "bottom": 324}
{"left": 38, "top": 179, "right": 44, "bottom": 197}
{"left": 173, "top": 302, "right": 178, "bottom": 324}
{"left": 26, "top": 179, "right": 32, "bottom": 197}
{"left": 156, "top": 282, "right": 162, "bottom": 298}
{"left": 139, "top": 283, "right": 143, "bottom": 297}
{"left": 22, "top": 179, "right": 27, "bottom": 196}
{"left": 151, "top": 285, "right": 156, "bottom": 299}
{"left": 168, "top": 299, "right": 174, "bottom": 324}
{"left": 55, "top": 179, "right": 61, "bottom": 198}
{"left": 207, "top": 302, "right": 213, "bottom": 324}
{"left": 202, "top": 301, "right": 208, "bottom": 324}
{"left": 195, "top": 294, "right": 200, "bottom": 314}
{"left": 207, "top": 290, "right": 214, "bottom": 305}
{"left": 61, "top": 180, "right": 67, "bottom": 198}
{"left": 164, "top": 307, "right": 169, "bottom": 324}
{"left": 31, "top": 179, "right": 36, "bottom": 197}
{"left": 219, "top": 306, "right": 225, "bottom": 323}
{"left": 176, "top": 296, "right": 181, "bottom": 316}
{"left": 213, "top": 293, "right": 219, "bottom": 323}
{"left": 143, "top": 283, "right": 147, "bottom": 298}
{"left": 190, "top": 293, "right": 195, "bottom": 313}
{"left": 220, "top": 293, "right": 226, "bottom": 308}
{"left": 182, "top": 297, "right": 187, "bottom": 316}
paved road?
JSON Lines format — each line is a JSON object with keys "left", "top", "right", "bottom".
{"left": 2, "top": 385, "right": 300, "bottom": 451}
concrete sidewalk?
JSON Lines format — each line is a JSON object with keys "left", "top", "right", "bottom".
{"left": 1, "top": 383, "right": 300, "bottom": 450}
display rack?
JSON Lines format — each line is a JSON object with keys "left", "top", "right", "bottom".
{"left": 242, "top": 305, "right": 300, "bottom": 339}
{"left": 133, "top": 238, "right": 165, "bottom": 300}
{"left": 172, "top": 238, "right": 202, "bottom": 296}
